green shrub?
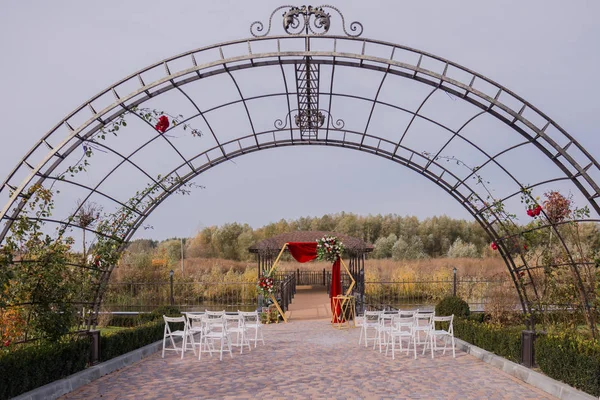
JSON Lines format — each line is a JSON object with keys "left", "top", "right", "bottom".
{"left": 467, "top": 312, "right": 486, "bottom": 323}
{"left": 103, "top": 313, "right": 156, "bottom": 327}
{"left": 100, "top": 320, "right": 181, "bottom": 362}
{"left": 0, "top": 337, "right": 90, "bottom": 400}
{"left": 436, "top": 296, "right": 470, "bottom": 318}
{"left": 453, "top": 319, "right": 522, "bottom": 362}
{"left": 536, "top": 334, "right": 600, "bottom": 396}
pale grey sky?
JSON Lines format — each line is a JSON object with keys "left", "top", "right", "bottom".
{"left": 1, "top": 0, "right": 599, "bottom": 240}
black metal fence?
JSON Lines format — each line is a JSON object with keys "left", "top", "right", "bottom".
{"left": 104, "top": 272, "right": 510, "bottom": 314}
{"left": 286, "top": 269, "right": 328, "bottom": 286}
{"left": 104, "top": 272, "right": 297, "bottom": 313}
{"left": 361, "top": 278, "right": 511, "bottom": 311}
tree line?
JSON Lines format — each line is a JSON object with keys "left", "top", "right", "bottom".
{"left": 128, "top": 213, "right": 494, "bottom": 263}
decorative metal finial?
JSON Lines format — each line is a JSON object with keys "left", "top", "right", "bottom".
{"left": 274, "top": 108, "right": 345, "bottom": 134}
{"left": 250, "top": 4, "right": 364, "bottom": 37}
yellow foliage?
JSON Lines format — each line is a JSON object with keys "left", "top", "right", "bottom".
{"left": 0, "top": 307, "right": 26, "bottom": 347}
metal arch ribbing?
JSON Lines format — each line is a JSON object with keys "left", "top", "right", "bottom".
{"left": 324, "top": 56, "right": 336, "bottom": 141}
{"left": 2, "top": 35, "right": 598, "bottom": 213}
{"left": 117, "top": 103, "right": 196, "bottom": 176}
{"left": 223, "top": 66, "right": 260, "bottom": 147}
{"left": 3, "top": 43, "right": 599, "bottom": 233}
{"left": 393, "top": 87, "right": 437, "bottom": 156}
{"left": 360, "top": 65, "right": 389, "bottom": 147}
{"left": 278, "top": 58, "right": 295, "bottom": 142}
{"left": 424, "top": 111, "right": 487, "bottom": 170}
{"left": 2, "top": 214, "right": 123, "bottom": 243}
{"left": 169, "top": 78, "right": 227, "bottom": 158}
{"left": 41, "top": 176, "right": 143, "bottom": 216}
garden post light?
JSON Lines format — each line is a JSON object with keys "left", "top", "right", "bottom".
{"left": 180, "top": 238, "right": 184, "bottom": 275}
{"left": 169, "top": 269, "right": 174, "bottom": 306}
{"left": 453, "top": 267, "right": 457, "bottom": 297}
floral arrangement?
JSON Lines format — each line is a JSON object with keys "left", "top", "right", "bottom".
{"left": 316, "top": 235, "right": 345, "bottom": 262}
{"left": 257, "top": 274, "right": 275, "bottom": 298}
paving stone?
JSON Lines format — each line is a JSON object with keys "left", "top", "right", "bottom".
{"left": 60, "top": 319, "right": 555, "bottom": 400}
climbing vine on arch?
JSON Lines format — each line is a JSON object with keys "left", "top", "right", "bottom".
{"left": 423, "top": 152, "right": 600, "bottom": 339}
{"left": 0, "top": 110, "right": 205, "bottom": 345}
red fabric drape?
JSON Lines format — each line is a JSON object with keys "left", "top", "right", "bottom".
{"left": 330, "top": 257, "right": 344, "bottom": 323}
{"left": 285, "top": 242, "right": 343, "bottom": 323}
{"left": 287, "top": 242, "right": 318, "bottom": 263}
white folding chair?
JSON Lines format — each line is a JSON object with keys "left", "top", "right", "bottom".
{"left": 200, "top": 316, "right": 233, "bottom": 361}
{"left": 426, "top": 315, "right": 456, "bottom": 358}
{"left": 386, "top": 315, "right": 417, "bottom": 359}
{"left": 358, "top": 310, "right": 381, "bottom": 347}
{"left": 162, "top": 315, "right": 195, "bottom": 359}
{"left": 184, "top": 313, "right": 206, "bottom": 354}
{"left": 374, "top": 312, "right": 395, "bottom": 352}
{"left": 225, "top": 313, "right": 251, "bottom": 354}
{"left": 413, "top": 312, "right": 434, "bottom": 358}
{"left": 239, "top": 311, "right": 264, "bottom": 347}
{"left": 205, "top": 310, "right": 225, "bottom": 318}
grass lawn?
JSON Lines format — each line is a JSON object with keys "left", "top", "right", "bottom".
{"left": 99, "top": 326, "right": 128, "bottom": 334}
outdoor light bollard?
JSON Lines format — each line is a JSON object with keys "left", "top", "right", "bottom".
{"left": 453, "top": 267, "right": 457, "bottom": 297}
{"left": 521, "top": 330, "right": 544, "bottom": 368}
{"left": 88, "top": 329, "right": 100, "bottom": 365}
{"left": 169, "top": 269, "right": 174, "bottom": 306}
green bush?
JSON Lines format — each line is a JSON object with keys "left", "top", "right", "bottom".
{"left": 536, "top": 334, "right": 600, "bottom": 396}
{"left": 100, "top": 320, "right": 181, "bottom": 362}
{"left": 0, "top": 317, "right": 180, "bottom": 399}
{"left": 0, "top": 337, "right": 90, "bottom": 400}
{"left": 467, "top": 312, "right": 486, "bottom": 323}
{"left": 435, "top": 296, "right": 470, "bottom": 318}
{"left": 453, "top": 319, "right": 522, "bottom": 362}
{"left": 103, "top": 313, "right": 156, "bottom": 327}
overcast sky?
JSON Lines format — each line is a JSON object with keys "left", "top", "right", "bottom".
{"left": 1, "top": 0, "right": 599, "bottom": 240}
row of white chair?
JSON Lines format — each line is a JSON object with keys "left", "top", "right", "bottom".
{"left": 162, "top": 310, "right": 265, "bottom": 361}
{"left": 358, "top": 310, "right": 455, "bottom": 359}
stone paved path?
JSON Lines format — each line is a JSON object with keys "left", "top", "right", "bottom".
{"left": 61, "top": 319, "right": 555, "bottom": 400}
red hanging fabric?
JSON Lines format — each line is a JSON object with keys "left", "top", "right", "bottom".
{"left": 287, "top": 242, "right": 318, "bottom": 263}
{"left": 330, "top": 257, "right": 344, "bottom": 323}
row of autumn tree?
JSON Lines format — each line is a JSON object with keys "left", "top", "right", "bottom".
{"left": 131, "top": 213, "right": 495, "bottom": 263}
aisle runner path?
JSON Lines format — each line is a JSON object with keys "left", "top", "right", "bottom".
{"left": 63, "top": 319, "right": 555, "bottom": 399}
{"left": 285, "top": 285, "right": 331, "bottom": 321}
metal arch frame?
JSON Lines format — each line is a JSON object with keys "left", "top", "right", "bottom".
{"left": 3, "top": 36, "right": 599, "bottom": 218}
{"left": 1, "top": 33, "right": 599, "bottom": 328}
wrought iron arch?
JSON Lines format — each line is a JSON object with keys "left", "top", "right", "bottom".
{"left": 1, "top": 5, "right": 599, "bottom": 332}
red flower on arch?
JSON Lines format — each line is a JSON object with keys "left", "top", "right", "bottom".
{"left": 490, "top": 242, "right": 498, "bottom": 251}
{"left": 155, "top": 115, "right": 170, "bottom": 133}
{"left": 527, "top": 204, "right": 542, "bottom": 217}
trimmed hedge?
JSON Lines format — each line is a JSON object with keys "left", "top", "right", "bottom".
{"left": 0, "top": 316, "right": 180, "bottom": 399}
{"left": 453, "top": 318, "right": 522, "bottom": 363}
{"left": 536, "top": 334, "right": 600, "bottom": 396}
{"left": 100, "top": 320, "right": 183, "bottom": 362}
{"left": 0, "top": 336, "right": 90, "bottom": 400}
{"left": 103, "top": 313, "right": 156, "bottom": 327}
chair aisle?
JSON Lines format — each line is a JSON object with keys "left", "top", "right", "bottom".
{"left": 161, "top": 310, "right": 265, "bottom": 361}
{"left": 357, "top": 309, "right": 456, "bottom": 360}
